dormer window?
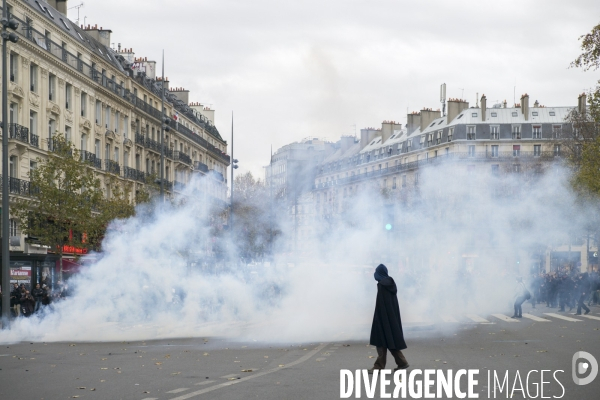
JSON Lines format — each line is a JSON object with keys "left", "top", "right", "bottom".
{"left": 472, "top": 113, "right": 477, "bottom": 117}
{"left": 491, "top": 112, "right": 497, "bottom": 117}
{"left": 532, "top": 112, "right": 538, "bottom": 116}
{"left": 549, "top": 111, "right": 556, "bottom": 116}
{"left": 457, "top": 114, "right": 464, "bottom": 119}
{"left": 512, "top": 112, "right": 518, "bottom": 117}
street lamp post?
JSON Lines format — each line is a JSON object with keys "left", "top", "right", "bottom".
{"left": 1, "top": 0, "right": 20, "bottom": 328}
{"left": 229, "top": 114, "right": 238, "bottom": 231}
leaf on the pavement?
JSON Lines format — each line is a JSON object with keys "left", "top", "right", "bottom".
{"left": 368, "top": 356, "right": 375, "bottom": 358}
{"left": 164, "top": 354, "right": 171, "bottom": 358}
{"left": 278, "top": 365, "right": 284, "bottom": 367}
{"left": 264, "top": 356, "right": 268, "bottom": 358}
{"left": 69, "top": 344, "right": 76, "bottom": 347}
{"left": 90, "top": 388, "right": 96, "bottom": 391}
{"left": 203, "top": 353, "right": 209, "bottom": 356}
{"left": 77, "top": 387, "right": 86, "bottom": 389}
{"left": 241, "top": 369, "right": 253, "bottom": 372}
{"left": 537, "top": 350, "right": 548, "bottom": 353}
{"left": 100, "top": 368, "right": 108, "bottom": 370}
{"left": 155, "top": 362, "right": 162, "bottom": 365}
{"left": 227, "top": 377, "right": 239, "bottom": 380}
{"left": 171, "top": 372, "right": 181, "bottom": 375}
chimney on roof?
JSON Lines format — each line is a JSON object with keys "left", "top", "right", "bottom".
{"left": 85, "top": 25, "right": 113, "bottom": 48}
{"left": 381, "top": 121, "right": 393, "bottom": 143}
{"left": 172, "top": 88, "right": 190, "bottom": 104}
{"left": 520, "top": 93, "right": 529, "bottom": 121}
{"left": 55, "top": 0, "right": 68, "bottom": 15}
{"left": 578, "top": 93, "right": 587, "bottom": 115}
{"left": 447, "top": 98, "right": 469, "bottom": 123}
{"left": 339, "top": 136, "right": 355, "bottom": 153}
{"left": 406, "top": 112, "right": 420, "bottom": 135}
{"left": 480, "top": 94, "right": 487, "bottom": 121}
{"left": 360, "top": 128, "right": 380, "bottom": 150}
{"left": 419, "top": 108, "right": 441, "bottom": 132}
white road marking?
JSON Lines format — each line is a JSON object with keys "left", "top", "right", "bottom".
{"left": 440, "top": 315, "right": 458, "bottom": 323}
{"left": 166, "top": 388, "right": 189, "bottom": 394}
{"left": 544, "top": 313, "right": 582, "bottom": 322}
{"left": 194, "top": 381, "right": 214, "bottom": 386}
{"left": 167, "top": 343, "right": 328, "bottom": 400}
{"left": 581, "top": 314, "right": 600, "bottom": 321}
{"left": 491, "top": 314, "right": 519, "bottom": 322}
{"left": 465, "top": 314, "right": 490, "bottom": 323}
{"left": 522, "top": 313, "right": 551, "bottom": 322}
{"left": 141, "top": 398, "right": 158, "bottom": 400}
{"left": 220, "top": 374, "right": 239, "bottom": 379}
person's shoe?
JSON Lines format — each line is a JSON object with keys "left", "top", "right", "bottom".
{"left": 574, "top": 313, "right": 582, "bottom": 315}
{"left": 517, "top": 315, "right": 522, "bottom": 318}
{"left": 584, "top": 310, "right": 590, "bottom": 315}
{"left": 511, "top": 315, "right": 518, "bottom": 319}
{"left": 394, "top": 364, "right": 410, "bottom": 371}
{"left": 367, "top": 368, "right": 378, "bottom": 375}
{"left": 559, "top": 308, "right": 565, "bottom": 312}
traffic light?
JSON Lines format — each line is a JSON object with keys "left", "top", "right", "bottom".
{"left": 162, "top": 117, "right": 171, "bottom": 132}
{"left": 385, "top": 223, "right": 393, "bottom": 231}
{"left": 232, "top": 159, "right": 239, "bottom": 169}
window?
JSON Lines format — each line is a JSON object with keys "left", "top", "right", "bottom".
{"left": 124, "top": 116, "right": 129, "bottom": 138}
{"left": 65, "top": 83, "right": 72, "bottom": 109}
{"left": 60, "top": 18, "right": 71, "bottom": 30}
{"left": 513, "top": 145, "right": 520, "bottom": 157}
{"left": 491, "top": 145, "right": 498, "bottom": 158}
{"left": 81, "top": 134, "right": 87, "bottom": 151}
{"left": 9, "top": 156, "right": 17, "bottom": 178}
{"left": 552, "top": 125, "right": 562, "bottom": 139}
{"left": 114, "top": 147, "right": 119, "bottom": 163}
{"left": 532, "top": 126, "right": 541, "bottom": 139}
{"left": 48, "top": 119, "right": 55, "bottom": 140}
{"left": 436, "top": 131, "right": 442, "bottom": 144}
{"left": 30, "top": 160, "right": 37, "bottom": 174}
{"left": 472, "top": 113, "right": 477, "bottom": 117}
{"left": 65, "top": 126, "right": 71, "bottom": 143}
{"left": 95, "top": 100, "right": 101, "bottom": 124}
{"left": 29, "top": 111, "right": 37, "bottom": 136}
{"left": 468, "top": 145, "right": 476, "bottom": 157}
{"left": 534, "top": 144, "right": 541, "bottom": 157}
{"left": 95, "top": 139, "right": 101, "bottom": 157}
{"left": 467, "top": 126, "right": 476, "bottom": 140}
{"left": 48, "top": 74, "right": 56, "bottom": 101}
{"left": 549, "top": 111, "right": 556, "bottom": 116}
{"left": 9, "top": 219, "right": 18, "bottom": 238}
{"left": 9, "top": 52, "right": 17, "bottom": 82}
{"left": 490, "top": 126, "right": 499, "bottom": 140}
{"left": 448, "top": 128, "right": 454, "bottom": 142}
{"left": 81, "top": 92, "right": 87, "bottom": 117}
{"left": 402, "top": 175, "right": 406, "bottom": 188}
{"left": 491, "top": 164, "right": 499, "bottom": 176}
{"left": 532, "top": 112, "right": 538, "bottom": 116}
{"left": 135, "top": 154, "right": 141, "bottom": 170}
{"left": 513, "top": 164, "right": 521, "bottom": 173}
{"left": 146, "top": 158, "right": 150, "bottom": 173}
{"left": 105, "top": 106, "right": 111, "bottom": 129}
{"left": 512, "top": 112, "right": 518, "bottom": 117}
{"left": 115, "top": 111, "right": 120, "bottom": 133}
{"left": 554, "top": 144, "right": 561, "bottom": 157}
{"left": 105, "top": 143, "right": 110, "bottom": 160}
{"left": 445, "top": 147, "right": 449, "bottom": 155}
{"left": 512, "top": 126, "right": 521, "bottom": 139}
{"left": 491, "top": 112, "right": 497, "bottom": 117}
{"left": 457, "top": 114, "right": 463, "bottom": 119}
{"left": 30, "top": 63, "right": 38, "bottom": 92}
{"left": 392, "top": 177, "right": 397, "bottom": 189}
{"left": 124, "top": 151, "right": 129, "bottom": 168}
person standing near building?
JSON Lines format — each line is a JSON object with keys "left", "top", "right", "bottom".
{"left": 512, "top": 277, "right": 529, "bottom": 319}
{"left": 575, "top": 273, "right": 591, "bottom": 315}
{"left": 10, "top": 283, "right": 22, "bottom": 317}
{"left": 368, "top": 264, "right": 409, "bottom": 373}
{"left": 32, "top": 283, "right": 44, "bottom": 313}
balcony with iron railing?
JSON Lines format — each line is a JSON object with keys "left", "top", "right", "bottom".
{"left": 0, "top": 175, "right": 34, "bottom": 196}
{"left": 174, "top": 150, "right": 192, "bottom": 165}
{"left": 209, "top": 170, "right": 225, "bottom": 183}
{"left": 144, "top": 136, "right": 161, "bottom": 153}
{"left": 80, "top": 150, "right": 98, "bottom": 166}
{"left": 194, "top": 161, "right": 209, "bottom": 173}
{"left": 135, "top": 132, "right": 145, "bottom": 146}
{"left": 47, "top": 138, "right": 73, "bottom": 155}
{"left": 313, "top": 151, "right": 558, "bottom": 189}
{"left": 104, "top": 159, "right": 121, "bottom": 175}
{"left": 5, "top": 123, "right": 29, "bottom": 144}
{"left": 123, "top": 166, "right": 146, "bottom": 182}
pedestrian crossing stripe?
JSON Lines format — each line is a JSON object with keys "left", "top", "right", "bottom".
{"left": 543, "top": 313, "right": 582, "bottom": 322}
{"left": 521, "top": 313, "right": 551, "bottom": 322}
{"left": 581, "top": 314, "right": 600, "bottom": 321}
{"left": 465, "top": 314, "right": 490, "bottom": 323}
{"left": 491, "top": 314, "right": 519, "bottom": 323}
{"left": 440, "top": 315, "right": 459, "bottom": 323}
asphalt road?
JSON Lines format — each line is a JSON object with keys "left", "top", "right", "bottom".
{"left": 1, "top": 304, "right": 600, "bottom": 400}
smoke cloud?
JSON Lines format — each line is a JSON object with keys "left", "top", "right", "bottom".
{"left": 0, "top": 162, "right": 588, "bottom": 344}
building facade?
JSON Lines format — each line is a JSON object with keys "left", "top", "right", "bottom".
{"left": 308, "top": 93, "right": 596, "bottom": 272}
{"left": 1, "top": 0, "right": 230, "bottom": 285}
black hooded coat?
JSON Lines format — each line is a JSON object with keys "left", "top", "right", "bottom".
{"left": 369, "top": 276, "right": 407, "bottom": 350}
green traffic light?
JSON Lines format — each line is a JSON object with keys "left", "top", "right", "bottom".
{"left": 385, "top": 224, "right": 392, "bottom": 231}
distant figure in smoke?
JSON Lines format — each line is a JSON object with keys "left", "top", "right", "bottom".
{"left": 511, "top": 277, "right": 530, "bottom": 319}
{"left": 368, "top": 264, "right": 409, "bottom": 373}
{"left": 575, "top": 273, "right": 591, "bottom": 315}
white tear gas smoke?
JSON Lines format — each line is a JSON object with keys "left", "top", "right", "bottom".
{"left": 0, "top": 163, "right": 589, "bottom": 344}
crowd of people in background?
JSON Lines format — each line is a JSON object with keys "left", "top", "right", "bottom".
{"left": 1, "top": 280, "right": 70, "bottom": 318}
{"left": 526, "top": 271, "right": 600, "bottom": 314}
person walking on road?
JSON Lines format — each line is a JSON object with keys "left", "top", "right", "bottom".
{"left": 368, "top": 264, "right": 409, "bottom": 373}
{"left": 575, "top": 273, "right": 591, "bottom": 316}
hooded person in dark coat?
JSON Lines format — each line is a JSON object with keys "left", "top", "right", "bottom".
{"left": 369, "top": 264, "right": 409, "bottom": 373}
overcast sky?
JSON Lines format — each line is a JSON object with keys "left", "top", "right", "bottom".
{"left": 68, "top": 0, "right": 600, "bottom": 179}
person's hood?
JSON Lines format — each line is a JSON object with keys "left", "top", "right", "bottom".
{"left": 378, "top": 276, "right": 397, "bottom": 294}
{"left": 374, "top": 264, "right": 389, "bottom": 282}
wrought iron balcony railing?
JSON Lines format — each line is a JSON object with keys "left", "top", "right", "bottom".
{"left": 30, "top": 133, "right": 39, "bottom": 147}
{"left": 104, "top": 159, "right": 121, "bottom": 175}
{"left": 194, "top": 161, "right": 209, "bottom": 173}
{"left": 123, "top": 166, "right": 146, "bottom": 182}
{"left": 174, "top": 180, "right": 186, "bottom": 191}
{"left": 80, "top": 150, "right": 97, "bottom": 165}
{"left": 7, "top": 123, "right": 29, "bottom": 144}
{"left": 174, "top": 150, "right": 192, "bottom": 164}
